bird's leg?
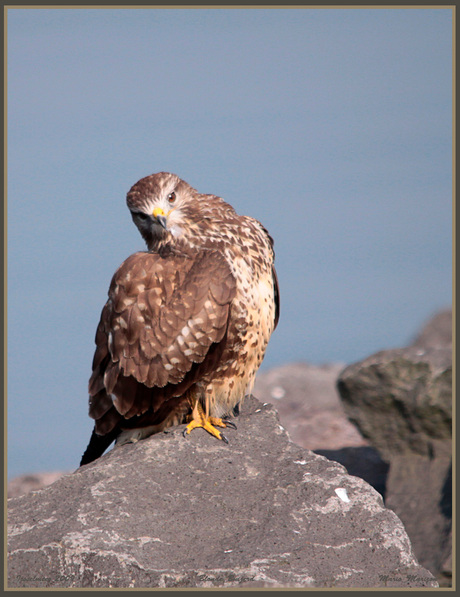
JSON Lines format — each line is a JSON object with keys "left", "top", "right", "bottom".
{"left": 182, "top": 395, "right": 234, "bottom": 443}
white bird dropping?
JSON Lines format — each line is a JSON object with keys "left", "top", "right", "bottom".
{"left": 335, "top": 487, "right": 350, "bottom": 503}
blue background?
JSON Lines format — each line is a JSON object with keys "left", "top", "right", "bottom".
{"left": 7, "top": 8, "right": 452, "bottom": 477}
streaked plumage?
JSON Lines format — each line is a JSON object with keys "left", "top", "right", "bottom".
{"left": 80, "top": 172, "right": 279, "bottom": 465}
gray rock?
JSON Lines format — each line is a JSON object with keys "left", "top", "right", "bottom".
{"left": 7, "top": 396, "right": 436, "bottom": 589}
{"left": 255, "top": 364, "right": 389, "bottom": 503}
{"left": 337, "top": 346, "right": 452, "bottom": 460}
{"left": 314, "top": 447, "right": 389, "bottom": 500}
{"left": 337, "top": 331, "right": 452, "bottom": 586}
{"left": 383, "top": 453, "right": 451, "bottom": 586}
{"left": 254, "top": 362, "right": 366, "bottom": 450}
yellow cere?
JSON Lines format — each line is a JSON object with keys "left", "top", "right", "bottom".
{"left": 153, "top": 207, "right": 165, "bottom": 218}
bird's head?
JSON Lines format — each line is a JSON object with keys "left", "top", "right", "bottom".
{"left": 127, "top": 172, "right": 238, "bottom": 251}
{"left": 127, "top": 172, "right": 194, "bottom": 249}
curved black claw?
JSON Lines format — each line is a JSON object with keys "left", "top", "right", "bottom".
{"left": 223, "top": 420, "right": 237, "bottom": 430}
{"left": 220, "top": 433, "right": 229, "bottom": 444}
{"left": 182, "top": 428, "right": 188, "bottom": 438}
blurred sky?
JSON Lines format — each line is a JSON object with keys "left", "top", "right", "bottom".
{"left": 7, "top": 7, "right": 452, "bottom": 478}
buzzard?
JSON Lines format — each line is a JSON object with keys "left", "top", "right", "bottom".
{"left": 80, "top": 172, "right": 279, "bottom": 466}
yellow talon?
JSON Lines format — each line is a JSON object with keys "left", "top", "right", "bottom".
{"left": 183, "top": 400, "right": 231, "bottom": 443}
{"left": 184, "top": 417, "right": 226, "bottom": 440}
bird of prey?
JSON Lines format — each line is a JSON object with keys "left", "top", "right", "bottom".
{"left": 80, "top": 172, "right": 279, "bottom": 466}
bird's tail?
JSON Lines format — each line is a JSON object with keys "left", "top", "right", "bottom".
{"left": 80, "top": 426, "right": 119, "bottom": 466}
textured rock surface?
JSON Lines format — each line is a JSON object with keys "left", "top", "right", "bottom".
{"left": 253, "top": 364, "right": 390, "bottom": 500}
{"left": 314, "top": 446, "right": 390, "bottom": 500}
{"left": 337, "top": 314, "right": 452, "bottom": 587}
{"left": 337, "top": 346, "right": 452, "bottom": 460}
{"left": 254, "top": 362, "right": 366, "bottom": 450}
{"left": 7, "top": 396, "right": 436, "bottom": 589}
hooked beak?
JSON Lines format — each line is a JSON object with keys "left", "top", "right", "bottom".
{"left": 153, "top": 207, "right": 168, "bottom": 230}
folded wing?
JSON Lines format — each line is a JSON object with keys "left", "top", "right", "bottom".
{"left": 88, "top": 249, "right": 236, "bottom": 431}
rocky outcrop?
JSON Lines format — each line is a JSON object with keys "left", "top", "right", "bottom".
{"left": 254, "top": 362, "right": 365, "bottom": 450}
{"left": 254, "top": 363, "right": 389, "bottom": 497}
{"left": 337, "top": 310, "right": 452, "bottom": 586}
{"left": 7, "top": 396, "right": 436, "bottom": 589}
{"left": 337, "top": 346, "right": 451, "bottom": 459}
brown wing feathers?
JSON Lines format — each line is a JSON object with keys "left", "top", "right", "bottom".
{"left": 88, "top": 249, "right": 236, "bottom": 433}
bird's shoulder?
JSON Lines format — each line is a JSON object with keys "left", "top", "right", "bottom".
{"left": 94, "top": 247, "right": 237, "bottom": 390}
{"left": 106, "top": 249, "right": 236, "bottom": 310}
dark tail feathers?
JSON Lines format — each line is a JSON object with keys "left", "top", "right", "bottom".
{"left": 80, "top": 427, "right": 119, "bottom": 467}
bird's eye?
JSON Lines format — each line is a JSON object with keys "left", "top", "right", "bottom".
{"left": 167, "top": 192, "right": 176, "bottom": 204}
